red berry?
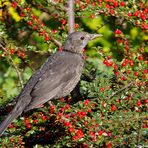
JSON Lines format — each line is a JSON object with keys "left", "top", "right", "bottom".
{"left": 86, "top": 0, "right": 90, "bottom": 3}
{"left": 110, "top": 9, "right": 114, "bottom": 15}
{"left": 76, "top": 129, "right": 84, "bottom": 138}
{"left": 106, "top": 62, "right": 113, "bottom": 67}
{"left": 80, "top": 5, "right": 85, "bottom": 9}
{"left": 12, "top": 2, "right": 18, "bottom": 8}
{"left": 129, "top": 60, "right": 134, "bottom": 67}
{"left": 84, "top": 99, "right": 89, "bottom": 106}
{"left": 144, "top": 99, "right": 148, "bottom": 104}
{"left": 27, "top": 21, "right": 33, "bottom": 26}
{"left": 114, "top": 65, "right": 118, "bottom": 70}
{"left": 107, "top": 142, "right": 112, "bottom": 148}
{"left": 26, "top": 124, "right": 31, "bottom": 129}
{"left": 10, "top": 49, "right": 15, "bottom": 54}
{"left": 52, "top": 30, "right": 58, "bottom": 33}
{"left": 41, "top": 23, "right": 44, "bottom": 27}
{"left": 134, "top": 11, "right": 139, "bottom": 17}
{"left": 32, "top": 15, "right": 37, "bottom": 21}
{"left": 120, "top": 2, "right": 125, "bottom": 7}
{"left": 41, "top": 115, "right": 46, "bottom": 120}
{"left": 143, "top": 69, "right": 148, "bottom": 74}
{"left": 81, "top": 111, "right": 86, "bottom": 116}
{"left": 120, "top": 77, "right": 126, "bottom": 81}
{"left": 128, "top": 12, "right": 132, "bottom": 17}
{"left": 142, "top": 124, "right": 147, "bottom": 128}
{"left": 103, "top": 59, "right": 108, "bottom": 65}
{"left": 9, "top": 138, "right": 14, "bottom": 142}
{"left": 65, "top": 104, "right": 70, "bottom": 109}
{"left": 125, "top": 45, "right": 129, "bottom": 50}
{"left": 100, "top": 87, "right": 104, "bottom": 92}
{"left": 74, "top": 23, "right": 79, "bottom": 28}
{"left": 33, "top": 26, "right": 38, "bottom": 30}
{"left": 124, "top": 59, "right": 128, "bottom": 63}
{"left": 8, "top": 123, "right": 14, "bottom": 128}
{"left": 117, "top": 39, "right": 122, "bottom": 43}
{"left": 107, "top": 55, "right": 112, "bottom": 59}
{"left": 39, "top": 30, "right": 46, "bottom": 36}
{"left": 136, "top": 100, "right": 142, "bottom": 107}
{"left": 122, "top": 62, "right": 127, "bottom": 67}
{"left": 114, "top": 29, "right": 122, "bottom": 34}
{"left": 26, "top": 7, "right": 30, "bottom": 11}
{"left": 64, "top": 121, "right": 72, "bottom": 127}
{"left": 134, "top": 71, "right": 139, "bottom": 76}
{"left": 50, "top": 105, "right": 54, "bottom": 113}
{"left": 83, "top": 121, "right": 88, "bottom": 125}
{"left": 113, "top": 2, "right": 118, "bottom": 7}
{"left": 98, "top": 130, "right": 104, "bottom": 136}
{"left": 142, "top": 74, "right": 146, "bottom": 79}
{"left": 20, "top": 13, "right": 25, "bottom": 17}
{"left": 91, "top": 2, "right": 96, "bottom": 6}
{"left": 61, "top": 19, "right": 66, "bottom": 25}
{"left": 138, "top": 55, "right": 143, "bottom": 60}
{"left": 60, "top": 97, "right": 65, "bottom": 102}
{"left": 87, "top": 109, "right": 92, "bottom": 113}
{"left": 20, "top": 52, "right": 26, "bottom": 58}
{"left": 90, "top": 14, "right": 95, "bottom": 19}
{"left": 33, "top": 119, "right": 38, "bottom": 124}
{"left": 68, "top": 127, "right": 74, "bottom": 133}
{"left": 140, "top": 12, "right": 146, "bottom": 21}
{"left": 124, "top": 40, "right": 129, "bottom": 45}
{"left": 111, "top": 104, "right": 116, "bottom": 111}
{"left": 45, "top": 35, "right": 49, "bottom": 42}
{"left": 106, "top": 4, "right": 110, "bottom": 9}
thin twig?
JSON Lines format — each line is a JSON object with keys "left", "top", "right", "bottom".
{"left": 118, "top": 71, "right": 128, "bottom": 80}
{"left": 109, "top": 81, "right": 134, "bottom": 99}
{"left": 68, "top": 0, "right": 75, "bottom": 34}
{"left": 0, "top": 44, "right": 24, "bottom": 89}
{"left": 19, "top": 57, "right": 35, "bottom": 72}
{"left": 137, "top": 118, "right": 142, "bottom": 146}
{"left": 50, "top": 36, "right": 62, "bottom": 47}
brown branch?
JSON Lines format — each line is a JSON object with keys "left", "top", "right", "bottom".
{"left": 109, "top": 81, "right": 134, "bottom": 99}
{"left": 68, "top": 0, "right": 75, "bottom": 34}
{"left": 0, "top": 44, "right": 24, "bottom": 89}
{"left": 50, "top": 36, "right": 62, "bottom": 47}
{"left": 19, "top": 57, "right": 35, "bottom": 72}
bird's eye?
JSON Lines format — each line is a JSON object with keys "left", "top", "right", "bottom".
{"left": 80, "top": 36, "right": 85, "bottom": 40}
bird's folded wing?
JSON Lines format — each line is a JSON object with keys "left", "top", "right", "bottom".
{"left": 24, "top": 52, "right": 78, "bottom": 111}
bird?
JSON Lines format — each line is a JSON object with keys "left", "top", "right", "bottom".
{"left": 0, "top": 31, "right": 102, "bottom": 136}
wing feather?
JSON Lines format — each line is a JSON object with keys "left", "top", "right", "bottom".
{"left": 24, "top": 51, "right": 82, "bottom": 111}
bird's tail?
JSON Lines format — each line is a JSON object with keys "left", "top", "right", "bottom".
{"left": 0, "top": 98, "right": 29, "bottom": 136}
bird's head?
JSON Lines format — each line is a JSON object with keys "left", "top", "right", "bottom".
{"left": 62, "top": 31, "right": 102, "bottom": 54}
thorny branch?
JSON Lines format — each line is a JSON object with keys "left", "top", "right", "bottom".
{"left": 50, "top": 36, "right": 62, "bottom": 47}
{"left": 109, "top": 81, "right": 134, "bottom": 99}
{"left": 0, "top": 42, "right": 24, "bottom": 89}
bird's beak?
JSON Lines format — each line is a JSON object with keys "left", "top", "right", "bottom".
{"left": 90, "top": 34, "right": 103, "bottom": 40}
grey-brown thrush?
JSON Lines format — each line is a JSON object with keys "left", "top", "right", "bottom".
{"left": 0, "top": 31, "right": 102, "bottom": 136}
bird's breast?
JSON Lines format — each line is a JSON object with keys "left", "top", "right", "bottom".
{"left": 56, "top": 57, "right": 84, "bottom": 98}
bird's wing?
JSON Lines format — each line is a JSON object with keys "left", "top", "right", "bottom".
{"left": 24, "top": 52, "right": 81, "bottom": 111}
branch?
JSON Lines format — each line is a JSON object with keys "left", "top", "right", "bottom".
{"left": 19, "top": 57, "right": 35, "bottom": 72}
{"left": 67, "top": 0, "right": 75, "bottom": 34}
{"left": 50, "top": 36, "right": 62, "bottom": 47}
{"left": 109, "top": 81, "right": 134, "bottom": 99}
{"left": 0, "top": 43, "right": 24, "bottom": 89}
